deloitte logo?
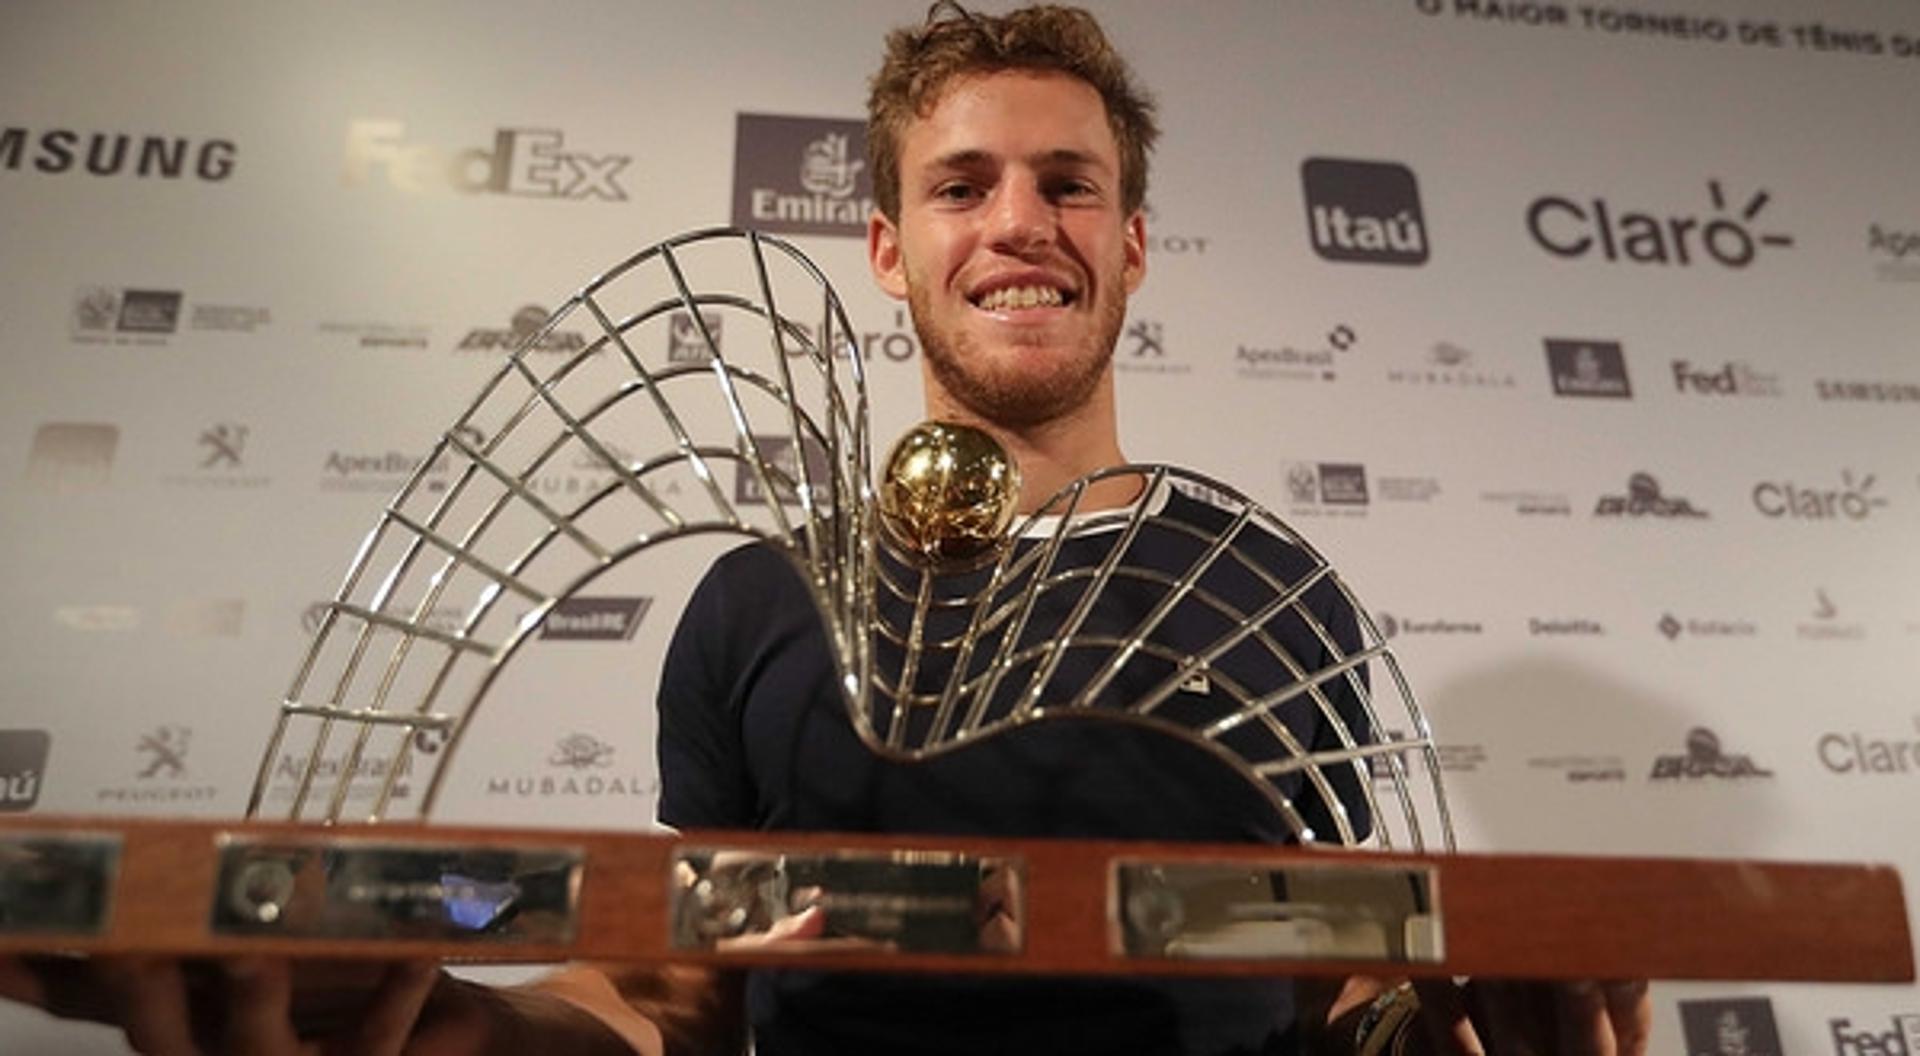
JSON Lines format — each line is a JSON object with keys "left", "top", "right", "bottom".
{"left": 1752, "top": 471, "right": 1886, "bottom": 521}
{"left": 1301, "top": 158, "right": 1428, "bottom": 266}
{"left": 344, "top": 121, "right": 630, "bottom": 200}
{"left": 1528, "top": 179, "right": 1793, "bottom": 269}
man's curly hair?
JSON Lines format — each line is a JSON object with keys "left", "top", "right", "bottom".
{"left": 866, "top": 2, "right": 1159, "bottom": 222}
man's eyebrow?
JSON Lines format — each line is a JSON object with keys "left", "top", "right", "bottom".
{"left": 923, "top": 147, "right": 1113, "bottom": 173}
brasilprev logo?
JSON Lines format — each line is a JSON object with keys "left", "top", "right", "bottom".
{"left": 1679, "top": 997, "right": 1781, "bottom": 1056}
{"left": 1301, "top": 158, "right": 1428, "bottom": 265}
{"left": 344, "top": 121, "right": 630, "bottom": 200}
{"left": 0, "top": 730, "right": 51, "bottom": 812}
{"left": 1545, "top": 338, "right": 1631, "bottom": 398}
{"left": 25, "top": 423, "right": 119, "bottom": 492}
{"left": 1528, "top": 179, "right": 1793, "bottom": 269}
{"left": 1830, "top": 1012, "right": 1920, "bottom": 1053}
{"left": 1650, "top": 727, "right": 1772, "bottom": 780}
{"left": 731, "top": 114, "right": 873, "bottom": 238}
{"left": 539, "top": 597, "right": 651, "bottom": 642}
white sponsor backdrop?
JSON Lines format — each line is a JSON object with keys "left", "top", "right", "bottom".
{"left": 3, "top": 0, "right": 1918, "bottom": 1050}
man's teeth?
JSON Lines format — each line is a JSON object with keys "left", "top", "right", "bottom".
{"left": 978, "top": 285, "right": 1064, "bottom": 311}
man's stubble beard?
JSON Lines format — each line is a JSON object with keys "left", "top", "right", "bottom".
{"left": 907, "top": 279, "right": 1125, "bottom": 430}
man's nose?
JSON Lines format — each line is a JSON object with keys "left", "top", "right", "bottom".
{"left": 987, "top": 178, "right": 1054, "bottom": 256}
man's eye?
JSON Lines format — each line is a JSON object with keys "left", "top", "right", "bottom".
{"left": 934, "top": 183, "right": 980, "bottom": 203}
{"left": 1049, "top": 179, "right": 1098, "bottom": 201}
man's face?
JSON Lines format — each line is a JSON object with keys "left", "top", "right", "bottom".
{"left": 869, "top": 69, "right": 1146, "bottom": 428}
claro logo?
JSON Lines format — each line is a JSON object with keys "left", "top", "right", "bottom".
{"left": 1528, "top": 179, "right": 1792, "bottom": 269}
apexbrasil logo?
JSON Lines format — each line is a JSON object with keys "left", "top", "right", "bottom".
{"left": 1529, "top": 179, "right": 1792, "bottom": 268}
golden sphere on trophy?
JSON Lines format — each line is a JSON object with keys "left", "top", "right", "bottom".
{"left": 877, "top": 421, "right": 1022, "bottom": 567}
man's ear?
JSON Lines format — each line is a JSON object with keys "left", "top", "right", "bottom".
{"left": 1123, "top": 208, "right": 1147, "bottom": 294}
{"left": 869, "top": 209, "right": 908, "bottom": 301}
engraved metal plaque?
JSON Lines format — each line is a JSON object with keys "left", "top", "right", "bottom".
{"left": 210, "top": 837, "right": 583, "bottom": 944}
{"left": 1114, "top": 859, "right": 1441, "bottom": 963}
{"left": 671, "top": 847, "right": 1022, "bottom": 956}
{"left": 0, "top": 833, "right": 119, "bottom": 937}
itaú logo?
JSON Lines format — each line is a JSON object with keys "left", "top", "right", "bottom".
{"left": 1527, "top": 179, "right": 1793, "bottom": 268}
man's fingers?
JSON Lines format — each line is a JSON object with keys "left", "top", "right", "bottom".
{"left": 102, "top": 957, "right": 201, "bottom": 1056}
{"left": 1551, "top": 980, "right": 1610, "bottom": 1056}
{"left": 337, "top": 961, "right": 440, "bottom": 1056}
{"left": 222, "top": 958, "right": 300, "bottom": 1055}
{"left": 1602, "top": 979, "right": 1652, "bottom": 1056}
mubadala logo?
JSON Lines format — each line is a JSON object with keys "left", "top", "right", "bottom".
{"left": 483, "top": 733, "right": 656, "bottom": 800}
{"left": 667, "top": 311, "right": 721, "bottom": 364}
{"left": 0, "top": 730, "right": 50, "bottom": 812}
{"left": 540, "top": 597, "right": 651, "bottom": 642}
{"left": 1, "top": 126, "right": 236, "bottom": 181}
{"left": 1819, "top": 717, "right": 1920, "bottom": 779}
{"left": 1658, "top": 612, "right": 1758, "bottom": 641}
{"left": 1593, "top": 472, "right": 1709, "bottom": 519}
{"left": 1680, "top": 997, "right": 1782, "bottom": 1056}
{"left": 1301, "top": 158, "right": 1428, "bottom": 265}
{"left": 1753, "top": 470, "right": 1886, "bottom": 521}
{"left": 1545, "top": 338, "right": 1631, "bottom": 398}
{"left": 1830, "top": 1012, "right": 1920, "bottom": 1055}
{"left": 457, "top": 305, "right": 587, "bottom": 355}
{"left": 1672, "top": 359, "right": 1781, "bottom": 397}
{"left": 1528, "top": 179, "right": 1793, "bottom": 269}
{"left": 732, "top": 114, "right": 873, "bottom": 238}
{"left": 1385, "top": 341, "right": 1516, "bottom": 390}
{"left": 344, "top": 120, "right": 630, "bottom": 200}
{"left": 1651, "top": 727, "right": 1772, "bottom": 781}
{"left": 1869, "top": 223, "right": 1920, "bottom": 282}
{"left": 25, "top": 422, "right": 118, "bottom": 492}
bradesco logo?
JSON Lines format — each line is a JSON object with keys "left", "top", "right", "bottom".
{"left": 1301, "top": 158, "right": 1428, "bottom": 265}
{"left": 1593, "top": 473, "right": 1708, "bottom": 519}
{"left": 731, "top": 114, "right": 873, "bottom": 238}
{"left": 0, "top": 730, "right": 51, "bottom": 812}
{"left": 1830, "top": 1011, "right": 1920, "bottom": 1054}
{"left": 1679, "top": 997, "right": 1782, "bottom": 1056}
{"left": 1528, "top": 179, "right": 1793, "bottom": 269}
{"left": 456, "top": 305, "right": 587, "bottom": 355}
{"left": 344, "top": 120, "right": 631, "bottom": 200}
{"left": 1650, "top": 727, "right": 1772, "bottom": 781}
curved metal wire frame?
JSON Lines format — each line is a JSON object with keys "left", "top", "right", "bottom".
{"left": 251, "top": 228, "right": 1452, "bottom": 853}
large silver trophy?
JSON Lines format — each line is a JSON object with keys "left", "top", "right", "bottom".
{"left": 4, "top": 230, "right": 1907, "bottom": 988}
